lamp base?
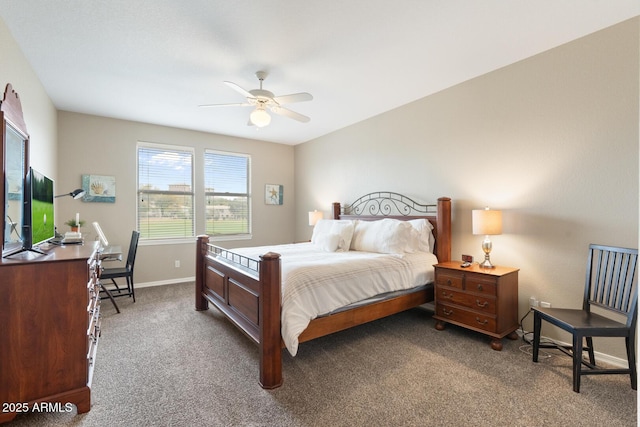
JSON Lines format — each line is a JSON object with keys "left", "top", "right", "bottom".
{"left": 480, "top": 235, "right": 496, "bottom": 268}
{"left": 479, "top": 256, "right": 495, "bottom": 269}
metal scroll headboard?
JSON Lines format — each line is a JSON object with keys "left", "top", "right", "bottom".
{"left": 342, "top": 191, "right": 437, "bottom": 216}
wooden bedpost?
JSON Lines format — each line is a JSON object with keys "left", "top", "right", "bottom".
{"left": 195, "top": 235, "right": 209, "bottom": 311}
{"left": 436, "top": 197, "right": 452, "bottom": 262}
{"left": 259, "top": 252, "right": 283, "bottom": 389}
{"left": 332, "top": 202, "right": 340, "bottom": 219}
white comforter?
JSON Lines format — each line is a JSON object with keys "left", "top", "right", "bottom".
{"left": 227, "top": 243, "right": 438, "bottom": 356}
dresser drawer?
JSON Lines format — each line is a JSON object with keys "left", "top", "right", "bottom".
{"left": 86, "top": 250, "right": 101, "bottom": 388}
{"left": 87, "top": 303, "right": 101, "bottom": 387}
{"left": 435, "top": 303, "right": 497, "bottom": 333}
{"left": 87, "top": 290, "right": 99, "bottom": 316}
{"left": 436, "top": 286, "right": 496, "bottom": 314}
{"left": 464, "top": 274, "right": 497, "bottom": 296}
{"left": 435, "top": 271, "right": 463, "bottom": 290}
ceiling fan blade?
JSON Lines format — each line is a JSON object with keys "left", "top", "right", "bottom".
{"left": 198, "top": 102, "right": 251, "bottom": 108}
{"left": 271, "top": 106, "right": 310, "bottom": 123}
{"left": 273, "top": 92, "right": 313, "bottom": 105}
{"left": 224, "top": 81, "right": 254, "bottom": 99}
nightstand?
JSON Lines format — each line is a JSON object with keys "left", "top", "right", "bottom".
{"left": 433, "top": 261, "right": 519, "bottom": 351}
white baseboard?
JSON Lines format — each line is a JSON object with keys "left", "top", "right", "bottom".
{"left": 135, "top": 276, "right": 195, "bottom": 289}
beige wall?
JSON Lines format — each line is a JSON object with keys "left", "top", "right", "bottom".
{"left": 0, "top": 19, "right": 57, "bottom": 185}
{"left": 294, "top": 18, "right": 639, "bottom": 361}
{"left": 57, "top": 112, "right": 295, "bottom": 285}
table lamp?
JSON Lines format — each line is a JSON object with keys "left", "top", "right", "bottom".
{"left": 472, "top": 207, "right": 502, "bottom": 268}
{"left": 308, "top": 210, "right": 323, "bottom": 226}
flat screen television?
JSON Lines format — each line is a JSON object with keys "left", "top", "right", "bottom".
{"left": 23, "top": 167, "right": 55, "bottom": 251}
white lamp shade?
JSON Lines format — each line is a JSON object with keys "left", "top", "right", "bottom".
{"left": 308, "top": 210, "right": 323, "bottom": 226}
{"left": 472, "top": 209, "right": 502, "bottom": 235}
{"left": 250, "top": 107, "right": 271, "bottom": 127}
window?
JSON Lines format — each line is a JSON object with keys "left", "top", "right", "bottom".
{"left": 204, "top": 150, "right": 251, "bottom": 238}
{"left": 137, "top": 142, "right": 194, "bottom": 239}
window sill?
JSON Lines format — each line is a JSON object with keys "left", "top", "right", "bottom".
{"left": 210, "top": 234, "right": 253, "bottom": 242}
{"left": 139, "top": 237, "right": 197, "bottom": 246}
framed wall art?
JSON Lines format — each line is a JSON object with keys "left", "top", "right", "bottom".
{"left": 82, "top": 174, "right": 116, "bottom": 203}
{"left": 265, "top": 184, "right": 283, "bottom": 205}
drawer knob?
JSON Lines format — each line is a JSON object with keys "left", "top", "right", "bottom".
{"left": 475, "top": 317, "right": 488, "bottom": 325}
{"left": 477, "top": 284, "right": 483, "bottom": 291}
{"left": 446, "top": 279, "right": 452, "bottom": 286}
{"left": 476, "top": 299, "right": 488, "bottom": 308}
{"left": 442, "top": 308, "right": 453, "bottom": 316}
{"left": 442, "top": 291, "right": 453, "bottom": 299}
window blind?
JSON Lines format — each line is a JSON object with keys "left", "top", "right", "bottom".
{"left": 137, "top": 143, "right": 194, "bottom": 239}
{"left": 204, "top": 150, "right": 251, "bottom": 237}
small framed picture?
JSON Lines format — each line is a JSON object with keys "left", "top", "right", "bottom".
{"left": 82, "top": 174, "right": 116, "bottom": 203}
{"left": 265, "top": 184, "right": 283, "bottom": 205}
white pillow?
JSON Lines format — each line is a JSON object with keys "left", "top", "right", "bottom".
{"left": 408, "top": 219, "right": 435, "bottom": 253}
{"left": 313, "top": 233, "right": 340, "bottom": 252}
{"left": 311, "top": 219, "right": 355, "bottom": 252}
{"left": 350, "top": 219, "right": 414, "bottom": 254}
{"left": 311, "top": 219, "right": 332, "bottom": 245}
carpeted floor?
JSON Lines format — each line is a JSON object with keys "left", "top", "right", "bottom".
{"left": 9, "top": 282, "right": 637, "bottom": 426}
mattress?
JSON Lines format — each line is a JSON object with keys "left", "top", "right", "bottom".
{"left": 226, "top": 243, "right": 438, "bottom": 356}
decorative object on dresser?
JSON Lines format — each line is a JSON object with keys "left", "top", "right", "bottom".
{"left": 196, "top": 192, "right": 452, "bottom": 388}
{"left": 532, "top": 244, "right": 637, "bottom": 393}
{"left": 433, "top": 261, "right": 519, "bottom": 351}
{"left": 64, "top": 218, "right": 86, "bottom": 231}
{"left": 472, "top": 207, "right": 502, "bottom": 268}
{"left": 0, "top": 242, "right": 102, "bottom": 423}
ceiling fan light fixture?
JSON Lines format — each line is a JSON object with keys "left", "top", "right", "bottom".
{"left": 250, "top": 106, "right": 271, "bottom": 127}
{"left": 201, "top": 71, "right": 312, "bottom": 125}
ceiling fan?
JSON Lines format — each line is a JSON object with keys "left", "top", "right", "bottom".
{"left": 199, "top": 71, "right": 313, "bottom": 128}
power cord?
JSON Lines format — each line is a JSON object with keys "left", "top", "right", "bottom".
{"left": 518, "top": 308, "right": 554, "bottom": 359}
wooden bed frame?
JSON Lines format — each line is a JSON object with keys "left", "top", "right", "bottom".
{"left": 195, "top": 193, "right": 451, "bottom": 389}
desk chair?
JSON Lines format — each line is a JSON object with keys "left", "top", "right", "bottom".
{"left": 532, "top": 244, "right": 638, "bottom": 392}
{"left": 100, "top": 231, "right": 140, "bottom": 305}
{"left": 99, "top": 282, "right": 121, "bottom": 314}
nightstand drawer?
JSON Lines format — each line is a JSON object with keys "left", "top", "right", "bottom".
{"left": 464, "top": 274, "right": 497, "bottom": 296}
{"left": 436, "top": 303, "right": 497, "bottom": 333}
{"left": 436, "top": 286, "right": 496, "bottom": 314}
{"left": 435, "top": 272, "right": 463, "bottom": 290}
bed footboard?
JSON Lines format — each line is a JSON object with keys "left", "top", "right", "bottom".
{"left": 196, "top": 236, "right": 283, "bottom": 389}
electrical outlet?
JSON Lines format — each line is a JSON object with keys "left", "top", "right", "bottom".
{"left": 529, "top": 297, "right": 539, "bottom": 308}
{"left": 175, "top": 260, "right": 180, "bottom": 268}
{"left": 540, "top": 301, "right": 551, "bottom": 308}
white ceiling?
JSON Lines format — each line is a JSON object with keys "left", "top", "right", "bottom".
{"left": 0, "top": 1, "right": 637, "bottom": 145}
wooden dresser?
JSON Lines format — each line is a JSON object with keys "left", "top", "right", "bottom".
{"left": 433, "top": 261, "right": 519, "bottom": 351}
{"left": 0, "top": 242, "right": 101, "bottom": 423}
